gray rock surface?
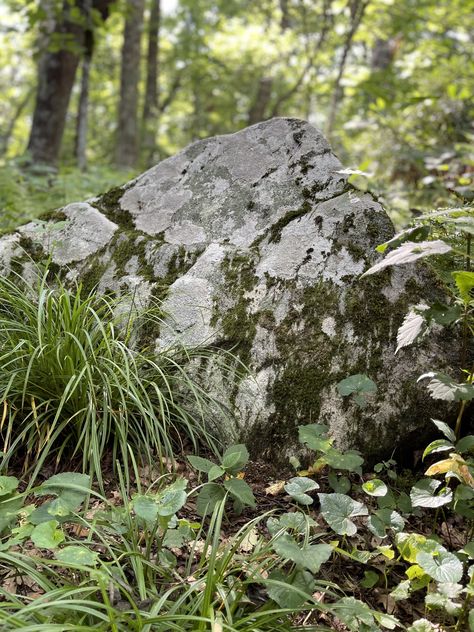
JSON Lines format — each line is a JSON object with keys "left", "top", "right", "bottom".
{"left": 0, "top": 118, "right": 455, "bottom": 461}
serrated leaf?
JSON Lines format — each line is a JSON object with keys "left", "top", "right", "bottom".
{"left": 431, "top": 419, "right": 457, "bottom": 442}
{"left": 319, "top": 493, "right": 368, "bottom": 536}
{"left": 417, "top": 549, "right": 463, "bottom": 583}
{"left": 31, "top": 520, "right": 65, "bottom": 549}
{"left": 376, "top": 225, "right": 431, "bottom": 254}
{"left": 418, "top": 372, "right": 474, "bottom": 401}
{"left": 55, "top": 545, "right": 98, "bottom": 567}
{"left": 223, "top": 477, "right": 255, "bottom": 508}
{"left": 362, "top": 479, "right": 388, "bottom": 497}
{"left": 284, "top": 477, "right": 319, "bottom": 505}
{"left": 196, "top": 483, "right": 226, "bottom": 516}
{"left": 395, "top": 306, "right": 428, "bottom": 353}
{"left": 337, "top": 374, "right": 377, "bottom": 396}
{"left": 410, "top": 479, "right": 453, "bottom": 508}
{"left": 272, "top": 533, "right": 333, "bottom": 573}
{"left": 361, "top": 240, "right": 452, "bottom": 277}
{"left": 221, "top": 444, "right": 249, "bottom": 474}
{"left": 452, "top": 270, "right": 474, "bottom": 303}
{"left": 187, "top": 455, "right": 215, "bottom": 473}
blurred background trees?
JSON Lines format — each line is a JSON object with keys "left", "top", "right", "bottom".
{"left": 0, "top": 0, "right": 472, "bottom": 228}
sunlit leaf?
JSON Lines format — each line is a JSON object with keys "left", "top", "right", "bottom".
{"left": 361, "top": 240, "right": 452, "bottom": 277}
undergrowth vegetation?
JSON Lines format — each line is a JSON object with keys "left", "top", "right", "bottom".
{"left": 1, "top": 205, "right": 474, "bottom": 630}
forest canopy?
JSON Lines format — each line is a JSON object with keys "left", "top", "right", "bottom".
{"left": 0, "top": 0, "right": 472, "bottom": 227}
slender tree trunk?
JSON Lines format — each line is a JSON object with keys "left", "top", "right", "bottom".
{"left": 27, "top": 1, "right": 87, "bottom": 166}
{"left": 326, "top": 0, "right": 369, "bottom": 137}
{"left": 247, "top": 77, "right": 273, "bottom": 125}
{"left": 75, "top": 1, "right": 93, "bottom": 171}
{"left": 115, "top": 0, "right": 145, "bottom": 168}
{"left": 142, "top": 0, "right": 161, "bottom": 162}
{"left": 0, "top": 88, "right": 34, "bottom": 156}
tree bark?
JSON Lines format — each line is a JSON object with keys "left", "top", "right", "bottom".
{"left": 27, "top": 1, "right": 86, "bottom": 166}
{"left": 115, "top": 0, "right": 145, "bottom": 168}
{"left": 326, "top": 0, "right": 369, "bottom": 137}
{"left": 74, "top": 0, "right": 93, "bottom": 171}
{"left": 142, "top": 0, "right": 161, "bottom": 162}
{"left": 247, "top": 77, "right": 273, "bottom": 125}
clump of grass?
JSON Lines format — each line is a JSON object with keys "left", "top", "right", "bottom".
{"left": 0, "top": 264, "right": 230, "bottom": 486}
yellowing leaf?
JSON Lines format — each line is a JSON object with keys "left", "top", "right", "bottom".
{"left": 265, "top": 480, "right": 286, "bottom": 496}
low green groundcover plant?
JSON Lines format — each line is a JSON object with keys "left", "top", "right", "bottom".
{"left": 0, "top": 265, "right": 233, "bottom": 487}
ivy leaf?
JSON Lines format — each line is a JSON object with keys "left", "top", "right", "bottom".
{"left": 221, "top": 444, "right": 249, "bottom": 474}
{"left": 417, "top": 550, "right": 463, "bottom": 583}
{"left": 55, "top": 546, "right": 99, "bottom": 567}
{"left": 395, "top": 306, "right": 428, "bottom": 353}
{"left": 319, "top": 493, "right": 368, "bottom": 536}
{"left": 31, "top": 520, "right": 65, "bottom": 549}
{"left": 223, "top": 477, "right": 255, "bottom": 508}
{"left": 410, "top": 479, "right": 453, "bottom": 508}
{"left": 362, "top": 479, "right": 388, "bottom": 497}
{"left": 284, "top": 477, "right": 319, "bottom": 505}
{"left": 361, "top": 240, "right": 452, "bottom": 277}
{"left": 337, "top": 374, "right": 377, "bottom": 396}
{"left": 272, "top": 534, "right": 333, "bottom": 573}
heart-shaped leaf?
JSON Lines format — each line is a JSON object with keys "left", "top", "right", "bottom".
{"left": 55, "top": 545, "right": 99, "bottom": 567}
{"left": 410, "top": 479, "right": 453, "bottom": 508}
{"left": 417, "top": 549, "right": 463, "bottom": 583}
{"left": 362, "top": 479, "right": 388, "bottom": 497}
{"left": 318, "top": 493, "right": 368, "bottom": 536}
{"left": 284, "top": 477, "right": 319, "bottom": 505}
{"left": 272, "top": 533, "right": 333, "bottom": 573}
{"left": 31, "top": 520, "right": 65, "bottom": 549}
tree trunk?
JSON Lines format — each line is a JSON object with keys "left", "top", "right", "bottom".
{"left": 115, "top": 0, "right": 145, "bottom": 168}
{"left": 326, "top": 0, "right": 369, "bottom": 138}
{"left": 142, "top": 0, "right": 161, "bottom": 162}
{"left": 248, "top": 77, "right": 273, "bottom": 125}
{"left": 75, "top": 1, "right": 93, "bottom": 171}
{"left": 27, "top": 1, "right": 86, "bottom": 166}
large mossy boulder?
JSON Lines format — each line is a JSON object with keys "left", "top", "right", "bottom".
{"left": 0, "top": 118, "right": 456, "bottom": 460}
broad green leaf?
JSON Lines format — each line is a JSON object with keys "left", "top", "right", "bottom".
{"left": 221, "top": 444, "right": 249, "bottom": 474}
{"left": 460, "top": 541, "right": 474, "bottom": 558}
{"left": 156, "top": 479, "right": 187, "bottom": 516}
{"left": 422, "top": 439, "right": 454, "bottom": 460}
{"left": 362, "top": 479, "right": 388, "bottom": 497}
{"left": 223, "top": 477, "right": 255, "bottom": 508}
{"left": 284, "top": 477, "right": 319, "bottom": 505}
{"left": 272, "top": 533, "right": 333, "bottom": 573}
{"left": 452, "top": 270, "right": 474, "bottom": 303}
{"left": 318, "top": 493, "right": 368, "bottom": 536}
{"left": 337, "top": 374, "right": 377, "bottom": 396}
{"left": 31, "top": 520, "right": 65, "bottom": 549}
{"left": 361, "top": 240, "right": 452, "bottom": 277}
{"left": 55, "top": 546, "right": 98, "bottom": 567}
{"left": 267, "top": 569, "right": 315, "bottom": 608}
{"left": 328, "top": 472, "right": 351, "bottom": 493}
{"left": 368, "top": 509, "right": 405, "bottom": 538}
{"left": 196, "top": 483, "right": 226, "bottom": 516}
{"left": 417, "top": 549, "right": 463, "bottom": 583}
{"left": 456, "top": 435, "right": 474, "bottom": 453}
{"left": 207, "top": 464, "right": 225, "bottom": 481}
{"left": 396, "top": 533, "right": 440, "bottom": 564}
{"left": 298, "top": 424, "right": 331, "bottom": 451}
{"left": 324, "top": 449, "right": 364, "bottom": 473}
{"left": 0, "top": 476, "right": 19, "bottom": 498}
{"left": 333, "top": 596, "right": 375, "bottom": 628}
{"left": 0, "top": 495, "right": 23, "bottom": 533}
{"left": 407, "top": 619, "right": 437, "bottom": 632}
{"left": 431, "top": 419, "right": 456, "bottom": 442}
{"left": 361, "top": 570, "right": 379, "bottom": 588}
{"left": 395, "top": 306, "right": 428, "bottom": 353}
{"left": 424, "top": 302, "right": 462, "bottom": 326}
{"left": 133, "top": 495, "right": 158, "bottom": 523}
{"left": 410, "top": 479, "right": 453, "bottom": 508}
{"left": 267, "top": 512, "right": 316, "bottom": 536}
{"left": 37, "top": 473, "right": 90, "bottom": 510}
{"left": 187, "top": 455, "right": 215, "bottom": 473}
